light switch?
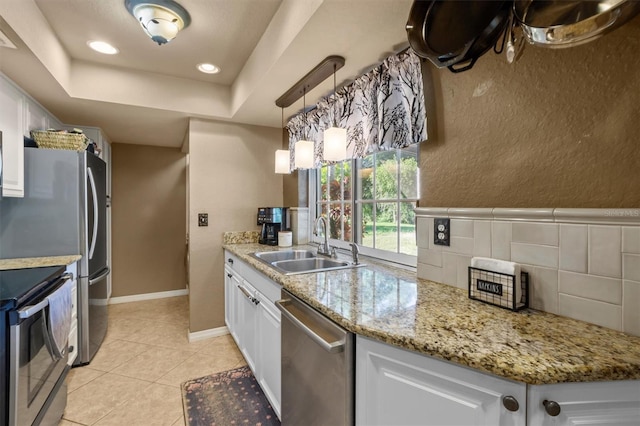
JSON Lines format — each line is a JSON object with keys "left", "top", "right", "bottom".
{"left": 198, "top": 213, "right": 208, "bottom": 227}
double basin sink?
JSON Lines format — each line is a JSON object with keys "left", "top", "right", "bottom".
{"left": 251, "top": 249, "right": 363, "bottom": 275}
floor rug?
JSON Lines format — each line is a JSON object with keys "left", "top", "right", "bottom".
{"left": 181, "top": 366, "right": 280, "bottom": 426}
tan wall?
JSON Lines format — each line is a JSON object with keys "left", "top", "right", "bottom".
{"left": 111, "top": 143, "right": 187, "bottom": 297}
{"left": 420, "top": 18, "right": 640, "bottom": 208}
{"left": 187, "top": 119, "right": 283, "bottom": 332}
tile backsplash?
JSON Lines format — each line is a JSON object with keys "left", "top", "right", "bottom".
{"left": 415, "top": 208, "right": 640, "bottom": 337}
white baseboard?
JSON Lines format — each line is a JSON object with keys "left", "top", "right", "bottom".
{"left": 108, "top": 288, "right": 189, "bottom": 305}
{"left": 188, "top": 326, "right": 229, "bottom": 342}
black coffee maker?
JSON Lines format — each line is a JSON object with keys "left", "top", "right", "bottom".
{"left": 258, "top": 207, "right": 290, "bottom": 245}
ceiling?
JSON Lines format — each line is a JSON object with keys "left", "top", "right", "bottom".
{"left": 0, "top": 0, "right": 413, "bottom": 148}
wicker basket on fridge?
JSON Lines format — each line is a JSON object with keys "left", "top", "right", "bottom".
{"left": 30, "top": 130, "right": 89, "bottom": 151}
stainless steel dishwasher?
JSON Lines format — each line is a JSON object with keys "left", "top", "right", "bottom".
{"left": 276, "top": 289, "right": 354, "bottom": 426}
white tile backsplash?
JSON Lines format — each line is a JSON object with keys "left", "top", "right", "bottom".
{"left": 418, "top": 247, "right": 443, "bottom": 267}
{"left": 417, "top": 217, "right": 430, "bottom": 249}
{"left": 512, "top": 222, "right": 559, "bottom": 246}
{"left": 491, "top": 221, "right": 512, "bottom": 261}
{"left": 622, "top": 280, "right": 640, "bottom": 336}
{"left": 451, "top": 219, "right": 474, "bottom": 238}
{"left": 456, "top": 255, "right": 472, "bottom": 290}
{"left": 473, "top": 221, "right": 491, "bottom": 257}
{"left": 417, "top": 263, "right": 443, "bottom": 284}
{"left": 524, "top": 265, "right": 559, "bottom": 314}
{"left": 442, "top": 252, "right": 458, "bottom": 287}
{"left": 588, "top": 225, "right": 622, "bottom": 278}
{"left": 623, "top": 254, "right": 640, "bottom": 282}
{"left": 559, "top": 294, "right": 622, "bottom": 331}
{"left": 511, "top": 243, "right": 559, "bottom": 269}
{"left": 559, "top": 224, "right": 588, "bottom": 273}
{"left": 623, "top": 227, "right": 640, "bottom": 254}
{"left": 558, "top": 271, "right": 622, "bottom": 305}
{"left": 415, "top": 209, "right": 639, "bottom": 334}
{"left": 443, "top": 236, "right": 474, "bottom": 256}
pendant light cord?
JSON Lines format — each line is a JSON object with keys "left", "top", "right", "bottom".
{"left": 333, "top": 64, "right": 337, "bottom": 127}
{"left": 303, "top": 87, "right": 307, "bottom": 140}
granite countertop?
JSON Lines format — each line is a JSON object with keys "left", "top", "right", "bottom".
{"left": 224, "top": 242, "right": 640, "bottom": 385}
{"left": 0, "top": 255, "right": 82, "bottom": 271}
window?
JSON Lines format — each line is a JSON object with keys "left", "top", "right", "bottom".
{"left": 313, "top": 145, "right": 419, "bottom": 266}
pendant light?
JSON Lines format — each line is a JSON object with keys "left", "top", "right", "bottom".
{"left": 294, "top": 88, "right": 315, "bottom": 169}
{"left": 275, "top": 107, "right": 291, "bottom": 174}
{"left": 323, "top": 64, "right": 347, "bottom": 161}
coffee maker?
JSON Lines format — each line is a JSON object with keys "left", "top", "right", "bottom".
{"left": 258, "top": 207, "right": 290, "bottom": 245}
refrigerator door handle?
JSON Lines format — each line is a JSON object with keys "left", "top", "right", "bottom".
{"left": 89, "top": 267, "right": 110, "bottom": 286}
{"left": 87, "top": 166, "right": 99, "bottom": 260}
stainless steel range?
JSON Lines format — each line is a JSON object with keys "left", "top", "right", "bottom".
{"left": 1, "top": 265, "right": 73, "bottom": 426}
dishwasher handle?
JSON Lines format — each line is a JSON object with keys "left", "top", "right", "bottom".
{"left": 276, "top": 298, "right": 345, "bottom": 354}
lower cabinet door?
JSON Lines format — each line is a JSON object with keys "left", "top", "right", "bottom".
{"left": 224, "top": 267, "right": 240, "bottom": 343}
{"left": 257, "top": 297, "right": 281, "bottom": 419}
{"left": 356, "top": 336, "right": 526, "bottom": 426}
{"left": 236, "top": 280, "right": 258, "bottom": 372}
{"left": 528, "top": 381, "right": 640, "bottom": 426}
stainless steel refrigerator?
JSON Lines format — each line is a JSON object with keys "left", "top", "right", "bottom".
{"left": 0, "top": 147, "right": 110, "bottom": 365}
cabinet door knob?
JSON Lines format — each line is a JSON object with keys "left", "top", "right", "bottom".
{"left": 227, "top": 273, "right": 232, "bottom": 278}
{"left": 227, "top": 258, "right": 234, "bottom": 264}
{"left": 502, "top": 395, "right": 519, "bottom": 412}
{"left": 543, "top": 400, "right": 561, "bottom": 417}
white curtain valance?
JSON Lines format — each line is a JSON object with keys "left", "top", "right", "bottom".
{"left": 286, "top": 49, "right": 427, "bottom": 169}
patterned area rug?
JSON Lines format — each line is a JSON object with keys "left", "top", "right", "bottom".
{"left": 181, "top": 366, "right": 280, "bottom": 426}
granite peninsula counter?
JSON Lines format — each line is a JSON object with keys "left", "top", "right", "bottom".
{"left": 223, "top": 243, "right": 640, "bottom": 385}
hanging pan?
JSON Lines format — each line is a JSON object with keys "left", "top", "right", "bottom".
{"left": 514, "top": 0, "right": 640, "bottom": 48}
{"left": 406, "top": 0, "right": 512, "bottom": 73}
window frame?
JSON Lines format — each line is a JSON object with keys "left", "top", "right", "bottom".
{"left": 309, "top": 147, "right": 418, "bottom": 267}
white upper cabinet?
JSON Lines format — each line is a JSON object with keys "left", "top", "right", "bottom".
{"left": 0, "top": 75, "right": 25, "bottom": 197}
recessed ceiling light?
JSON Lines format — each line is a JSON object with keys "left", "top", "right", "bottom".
{"left": 197, "top": 63, "right": 220, "bottom": 74}
{"left": 87, "top": 41, "right": 119, "bottom": 55}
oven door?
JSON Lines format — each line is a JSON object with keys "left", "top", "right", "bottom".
{"left": 9, "top": 292, "right": 70, "bottom": 425}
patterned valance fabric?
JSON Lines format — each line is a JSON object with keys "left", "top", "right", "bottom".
{"left": 286, "top": 49, "right": 427, "bottom": 169}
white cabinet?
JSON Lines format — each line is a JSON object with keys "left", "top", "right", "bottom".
{"left": 256, "top": 291, "right": 281, "bottom": 417}
{"left": 357, "top": 335, "right": 640, "bottom": 426}
{"left": 25, "top": 101, "right": 50, "bottom": 135}
{"left": 527, "top": 381, "right": 640, "bottom": 425}
{"left": 0, "top": 74, "right": 25, "bottom": 197}
{"left": 224, "top": 266, "right": 240, "bottom": 342}
{"left": 236, "top": 278, "right": 259, "bottom": 372}
{"left": 66, "top": 261, "right": 79, "bottom": 366}
{"left": 224, "top": 251, "right": 282, "bottom": 419}
{"left": 356, "top": 336, "right": 527, "bottom": 426}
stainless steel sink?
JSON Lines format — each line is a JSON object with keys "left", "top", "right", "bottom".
{"left": 250, "top": 249, "right": 364, "bottom": 275}
{"left": 252, "top": 250, "right": 315, "bottom": 263}
{"left": 272, "top": 258, "right": 350, "bottom": 273}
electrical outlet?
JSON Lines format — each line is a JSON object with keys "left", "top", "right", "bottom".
{"left": 434, "top": 218, "right": 450, "bottom": 246}
{"left": 198, "top": 213, "right": 208, "bottom": 227}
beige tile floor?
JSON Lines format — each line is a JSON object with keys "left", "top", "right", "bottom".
{"left": 59, "top": 296, "right": 246, "bottom": 426}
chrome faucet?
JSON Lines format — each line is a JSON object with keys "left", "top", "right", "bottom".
{"left": 349, "top": 243, "right": 360, "bottom": 265}
{"left": 314, "top": 217, "right": 336, "bottom": 258}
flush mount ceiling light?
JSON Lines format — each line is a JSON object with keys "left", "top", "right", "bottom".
{"left": 197, "top": 63, "right": 220, "bottom": 74}
{"left": 87, "top": 40, "right": 119, "bottom": 55}
{"left": 125, "top": 0, "right": 191, "bottom": 46}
